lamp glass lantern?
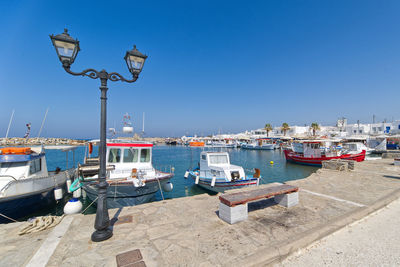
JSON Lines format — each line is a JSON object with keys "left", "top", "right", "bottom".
{"left": 50, "top": 29, "right": 80, "bottom": 65}
{"left": 124, "top": 45, "right": 147, "bottom": 74}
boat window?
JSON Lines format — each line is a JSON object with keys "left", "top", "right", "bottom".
{"left": 209, "top": 155, "right": 228, "bottom": 164}
{"left": 29, "top": 158, "right": 41, "bottom": 175}
{"left": 201, "top": 154, "right": 207, "bottom": 160}
{"left": 140, "top": 149, "right": 151, "bottom": 163}
{"left": 123, "top": 148, "right": 138, "bottom": 163}
{"left": 0, "top": 162, "right": 27, "bottom": 175}
{"left": 108, "top": 148, "right": 121, "bottom": 163}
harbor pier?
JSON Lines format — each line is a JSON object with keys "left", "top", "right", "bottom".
{"left": 1, "top": 158, "right": 400, "bottom": 266}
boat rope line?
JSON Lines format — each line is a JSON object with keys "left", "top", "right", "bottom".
{"left": 0, "top": 212, "right": 19, "bottom": 223}
{"left": 301, "top": 189, "right": 366, "bottom": 207}
{"left": 81, "top": 196, "right": 98, "bottom": 214}
{"left": 156, "top": 177, "right": 165, "bottom": 201}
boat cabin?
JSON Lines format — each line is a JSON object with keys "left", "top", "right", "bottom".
{"left": 199, "top": 152, "right": 245, "bottom": 181}
{"left": 0, "top": 147, "right": 48, "bottom": 181}
{"left": 84, "top": 140, "right": 156, "bottom": 179}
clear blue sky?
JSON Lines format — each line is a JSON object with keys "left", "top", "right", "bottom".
{"left": 1, "top": 0, "right": 400, "bottom": 138}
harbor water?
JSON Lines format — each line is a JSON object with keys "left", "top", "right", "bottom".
{"left": 28, "top": 145, "right": 318, "bottom": 218}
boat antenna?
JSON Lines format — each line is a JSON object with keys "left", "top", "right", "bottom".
{"left": 37, "top": 108, "right": 49, "bottom": 138}
{"left": 5, "top": 109, "right": 15, "bottom": 138}
{"left": 142, "top": 112, "right": 145, "bottom": 136}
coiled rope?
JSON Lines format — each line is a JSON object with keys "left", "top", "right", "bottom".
{"left": 18, "top": 215, "right": 64, "bottom": 235}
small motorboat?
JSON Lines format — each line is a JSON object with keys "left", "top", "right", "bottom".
{"left": 284, "top": 140, "right": 365, "bottom": 166}
{"left": 78, "top": 139, "right": 174, "bottom": 209}
{"left": 0, "top": 146, "right": 76, "bottom": 223}
{"left": 241, "top": 138, "right": 278, "bottom": 150}
{"left": 188, "top": 151, "right": 261, "bottom": 193}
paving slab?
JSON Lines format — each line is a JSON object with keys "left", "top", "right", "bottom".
{"left": 0, "top": 158, "right": 400, "bottom": 266}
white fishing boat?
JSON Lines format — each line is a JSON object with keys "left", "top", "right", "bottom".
{"left": 342, "top": 142, "right": 373, "bottom": 155}
{"left": 187, "top": 151, "right": 261, "bottom": 193}
{"left": 0, "top": 146, "right": 76, "bottom": 223}
{"left": 78, "top": 140, "right": 174, "bottom": 209}
{"left": 241, "top": 138, "right": 277, "bottom": 150}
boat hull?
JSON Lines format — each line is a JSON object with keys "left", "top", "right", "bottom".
{"left": 189, "top": 173, "right": 259, "bottom": 193}
{"left": 241, "top": 144, "right": 275, "bottom": 150}
{"left": 0, "top": 187, "right": 60, "bottom": 223}
{"left": 284, "top": 149, "right": 366, "bottom": 166}
{"left": 83, "top": 173, "right": 174, "bottom": 209}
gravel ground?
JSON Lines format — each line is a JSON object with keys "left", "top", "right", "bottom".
{"left": 279, "top": 197, "right": 400, "bottom": 267}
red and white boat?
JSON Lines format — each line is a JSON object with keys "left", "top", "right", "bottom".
{"left": 284, "top": 140, "right": 365, "bottom": 166}
{"left": 78, "top": 139, "right": 174, "bottom": 208}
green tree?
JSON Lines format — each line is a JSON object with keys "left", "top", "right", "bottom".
{"left": 281, "top": 123, "right": 290, "bottom": 136}
{"left": 264, "top": 123, "right": 273, "bottom": 137}
{"left": 310, "top": 122, "right": 320, "bottom": 136}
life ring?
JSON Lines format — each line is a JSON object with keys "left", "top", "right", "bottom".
{"left": 88, "top": 143, "right": 93, "bottom": 154}
{"left": 69, "top": 177, "right": 84, "bottom": 192}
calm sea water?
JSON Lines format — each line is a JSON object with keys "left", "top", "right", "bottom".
{"left": 33, "top": 145, "right": 317, "bottom": 217}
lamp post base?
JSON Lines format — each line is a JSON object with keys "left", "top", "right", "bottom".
{"left": 91, "top": 228, "right": 113, "bottom": 242}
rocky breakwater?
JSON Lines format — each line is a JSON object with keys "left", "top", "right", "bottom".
{"left": 0, "top": 137, "right": 86, "bottom": 146}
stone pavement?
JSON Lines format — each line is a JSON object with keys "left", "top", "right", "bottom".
{"left": 279, "top": 197, "right": 400, "bottom": 266}
{"left": 1, "top": 158, "right": 400, "bottom": 266}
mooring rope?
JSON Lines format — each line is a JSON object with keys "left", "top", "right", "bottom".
{"left": 81, "top": 196, "right": 98, "bottom": 214}
{"left": 0, "top": 212, "right": 18, "bottom": 223}
{"left": 156, "top": 177, "right": 165, "bottom": 201}
{"left": 18, "top": 215, "right": 64, "bottom": 235}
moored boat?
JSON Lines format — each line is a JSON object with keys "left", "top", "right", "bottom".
{"left": 188, "top": 151, "right": 261, "bottom": 193}
{"left": 0, "top": 146, "right": 76, "bottom": 222}
{"left": 284, "top": 141, "right": 365, "bottom": 166}
{"left": 78, "top": 140, "right": 174, "bottom": 209}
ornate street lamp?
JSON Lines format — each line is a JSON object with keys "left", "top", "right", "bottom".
{"left": 50, "top": 29, "right": 147, "bottom": 242}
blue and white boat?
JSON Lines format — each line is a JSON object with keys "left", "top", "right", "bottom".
{"left": 188, "top": 151, "right": 261, "bottom": 193}
{"left": 241, "top": 138, "right": 278, "bottom": 150}
{"left": 0, "top": 146, "right": 76, "bottom": 223}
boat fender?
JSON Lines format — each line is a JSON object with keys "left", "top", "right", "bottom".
{"left": 54, "top": 187, "right": 63, "bottom": 201}
{"left": 211, "top": 175, "right": 216, "bottom": 187}
{"left": 88, "top": 142, "right": 93, "bottom": 154}
{"left": 184, "top": 170, "right": 189, "bottom": 179}
{"left": 195, "top": 175, "right": 200, "bottom": 185}
{"left": 163, "top": 182, "right": 173, "bottom": 192}
{"left": 64, "top": 198, "right": 83, "bottom": 215}
{"left": 270, "top": 161, "right": 274, "bottom": 165}
{"left": 69, "top": 177, "right": 84, "bottom": 192}
{"left": 66, "top": 179, "right": 72, "bottom": 193}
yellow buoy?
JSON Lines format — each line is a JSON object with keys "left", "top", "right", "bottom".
{"left": 270, "top": 161, "right": 274, "bottom": 165}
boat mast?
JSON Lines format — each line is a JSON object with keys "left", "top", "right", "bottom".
{"left": 37, "top": 108, "right": 49, "bottom": 138}
{"left": 142, "top": 112, "right": 145, "bottom": 136}
{"left": 5, "top": 109, "right": 15, "bottom": 138}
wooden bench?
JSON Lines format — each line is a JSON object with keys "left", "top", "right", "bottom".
{"left": 218, "top": 184, "right": 299, "bottom": 224}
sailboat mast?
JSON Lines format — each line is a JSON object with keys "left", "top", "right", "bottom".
{"left": 37, "top": 108, "right": 49, "bottom": 138}
{"left": 142, "top": 112, "right": 145, "bottom": 133}
{"left": 5, "top": 109, "right": 15, "bottom": 138}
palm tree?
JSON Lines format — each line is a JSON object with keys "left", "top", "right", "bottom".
{"left": 310, "top": 122, "right": 320, "bottom": 136}
{"left": 264, "top": 123, "right": 273, "bottom": 137}
{"left": 281, "top": 123, "right": 290, "bottom": 136}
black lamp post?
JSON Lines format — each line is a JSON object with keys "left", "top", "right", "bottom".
{"left": 50, "top": 29, "right": 147, "bottom": 242}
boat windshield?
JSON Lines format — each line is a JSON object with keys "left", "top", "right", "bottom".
{"left": 123, "top": 148, "right": 138, "bottom": 163}
{"left": 0, "top": 162, "right": 27, "bottom": 175}
{"left": 140, "top": 149, "right": 151, "bottom": 163}
{"left": 209, "top": 155, "right": 228, "bottom": 164}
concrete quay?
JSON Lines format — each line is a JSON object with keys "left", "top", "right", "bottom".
{"left": 1, "top": 158, "right": 400, "bottom": 266}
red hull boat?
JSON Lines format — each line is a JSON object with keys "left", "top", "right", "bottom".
{"left": 284, "top": 149, "right": 366, "bottom": 166}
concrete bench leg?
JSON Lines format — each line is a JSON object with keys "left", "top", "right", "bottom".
{"left": 219, "top": 202, "right": 248, "bottom": 224}
{"left": 274, "top": 192, "right": 299, "bottom": 208}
